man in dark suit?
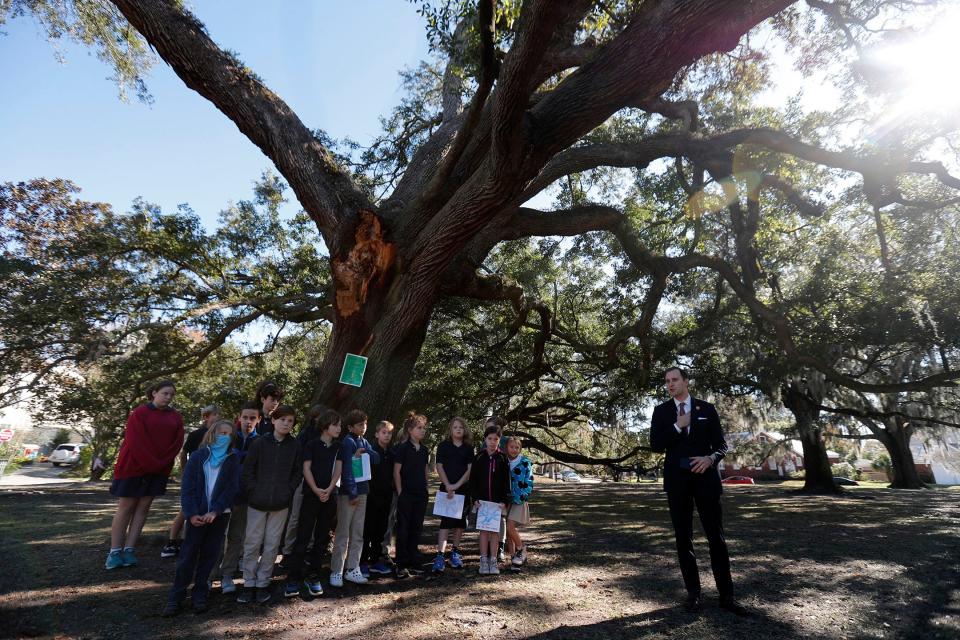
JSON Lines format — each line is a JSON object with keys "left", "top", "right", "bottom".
{"left": 650, "top": 367, "right": 747, "bottom": 615}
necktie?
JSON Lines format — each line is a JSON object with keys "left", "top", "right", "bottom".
{"left": 678, "top": 402, "right": 688, "bottom": 437}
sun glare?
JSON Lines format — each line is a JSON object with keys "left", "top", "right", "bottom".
{"left": 869, "top": 10, "right": 960, "bottom": 116}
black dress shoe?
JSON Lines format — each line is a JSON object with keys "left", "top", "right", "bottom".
{"left": 684, "top": 594, "right": 702, "bottom": 612}
{"left": 719, "top": 597, "right": 750, "bottom": 616}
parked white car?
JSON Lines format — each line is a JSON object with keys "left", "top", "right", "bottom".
{"left": 560, "top": 470, "right": 582, "bottom": 483}
{"left": 49, "top": 443, "right": 83, "bottom": 466}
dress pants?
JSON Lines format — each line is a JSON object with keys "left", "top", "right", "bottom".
{"left": 242, "top": 507, "right": 288, "bottom": 588}
{"left": 286, "top": 490, "right": 336, "bottom": 581}
{"left": 667, "top": 482, "right": 733, "bottom": 599}
{"left": 361, "top": 491, "right": 392, "bottom": 564}
{"left": 219, "top": 503, "right": 247, "bottom": 581}
{"left": 281, "top": 482, "right": 304, "bottom": 555}
{"left": 331, "top": 494, "right": 367, "bottom": 573}
{"left": 394, "top": 492, "right": 428, "bottom": 569}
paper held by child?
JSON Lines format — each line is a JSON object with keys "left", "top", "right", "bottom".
{"left": 351, "top": 452, "right": 372, "bottom": 483}
{"left": 432, "top": 491, "right": 465, "bottom": 520}
{"left": 476, "top": 500, "right": 502, "bottom": 532}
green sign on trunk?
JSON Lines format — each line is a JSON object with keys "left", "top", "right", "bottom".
{"left": 339, "top": 353, "right": 368, "bottom": 387}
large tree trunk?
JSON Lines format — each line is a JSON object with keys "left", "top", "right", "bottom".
{"left": 308, "top": 210, "right": 436, "bottom": 423}
{"left": 876, "top": 421, "right": 924, "bottom": 489}
{"left": 782, "top": 378, "right": 837, "bottom": 494}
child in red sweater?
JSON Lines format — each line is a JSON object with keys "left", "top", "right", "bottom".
{"left": 106, "top": 380, "right": 184, "bottom": 570}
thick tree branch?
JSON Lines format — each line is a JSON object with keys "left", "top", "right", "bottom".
{"left": 503, "top": 205, "right": 623, "bottom": 239}
{"left": 513, "top": 429, "right": 653, "bottom": 467}
{"left": 490, "top": 0, "right": 593, "bottom": 164}
{"left": 820, "top": 404, "right": 960, "bottom": 430}
{"left": 421, "top": 0, "right": 499, "bottom": 205}
{"left": 528, "top": 0, "right": 793, "bottom": 162}
{"left": 109, "top": 0, "right": 371, "bottom": 254}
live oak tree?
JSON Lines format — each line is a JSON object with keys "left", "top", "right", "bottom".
{"left": 6, "top": 1, "right": 960, "bottom": 466}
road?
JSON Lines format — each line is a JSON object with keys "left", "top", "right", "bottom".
{"left": 0, "top": 461, "right": 84, "bottom": 487}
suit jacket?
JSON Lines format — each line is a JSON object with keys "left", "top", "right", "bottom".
{"left": 650, "top": 396, "right": 728, "bottom": 495}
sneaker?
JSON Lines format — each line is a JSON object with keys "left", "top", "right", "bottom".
{"left": 394, "top": 567, "right": 410, "bottom": 579}
{"left": 478, "top": 556, "right": 489, "bottom": 575}
{"left": 511, "top": 551, "right": 523, "bottom": 567}
{"left": 284, "top": 582, "right": 301, "bottom": 598}
{"left": 105, "top": 550, "right": 124, "bottom": 570}
{"left": 221, "top": 579, "right": 236, "bottom": 594}
{"left": 518, "top": 546, "right": 528, "bottom": 564}
{"left": 120, "top": 548, "right": 138, "bottom": 567}
{"left": 359, "top": 563, "right": 370, "bottom": 578}
{"left": 369, "top": 561, "right": 392, "bottom": 575}
{"left": 161, "top": 601, "right": 180, "bottom": 617}
{"left": 329, "top": 572, "right": 343, "bottom": 588}
{"left": 489, "top": 559, "right": 500, "bottom": 575}
{"left": 236, "top": 587, "right": 253, "bottom": 604}
{"left": 450, "top": 550, "right": 464, "bottom": 569}
{"left": 497, "top": 550, "right": 505, "bottom": 563}
{"left": 344, "top": 567, "right": 368, "bottom": 585}
{"left": 304, "top": 578, "right": 324, "bottom": 596}
{"left": 431, "top": 553, "right": 445, "bottom": 573}
{"left": 256, "top": 588, "right": 271, "bottom": 604}
{"left": 160, "top": 542, "right": 180, "bottom": 558}
{"left": 191, "top": 598, "right": 208, "bottom": 614}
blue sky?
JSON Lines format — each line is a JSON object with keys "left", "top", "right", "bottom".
{"left": 1, "top": 1, "right": 431, "bottom": 229}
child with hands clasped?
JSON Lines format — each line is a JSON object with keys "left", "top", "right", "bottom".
{"left": 503, "top": 436, "right": 533, "bottom": 571}
{"left": 285, "top": 410, "right": 343, "bottom": 598}
{"left": 330, "top": 409, "right": 381, "bottom": 587}
{"left": 392, "top": 413, "right": 430, "bottom": 579}
{"left": 470, "top": 424, "right": 512, "bottom": 575}
{"left": 163, "top": 420, "right": 239, "bottom": 616}
{"left": 432, "top": 417, "right": 473, "bottom": 572}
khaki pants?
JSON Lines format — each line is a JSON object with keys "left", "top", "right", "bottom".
{"left": 282, "top": 482, "right": 304, "bottom": 555}
{"left": 242, "top": 506, "right": 288, "bottom": 588}
{"left": 330, "top": 494, "right": 366, "bottom": 574}
{"left": 219, "top": 502, "right": 248, "bottom": 580}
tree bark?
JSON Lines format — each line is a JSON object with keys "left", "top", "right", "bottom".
{"left": 876, "top": 421, "right": 924, "bottom": 489}
{"left": 782, "top": 379, "right": 837, "bottom": 494}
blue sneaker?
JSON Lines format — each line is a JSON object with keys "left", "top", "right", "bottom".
{"left": 450, "top": 550, "right": 464, "bottom": 569}
{"left": 431, "top": 553, "right": 445, "bottom": 573}
{"left": 304, "top": 578, "right": 324, "bottom": 596}
{"left": 284, "top": 582, "right": 300, "bottom": 598}
{"left": 369, "top": 561, "right": 392, "bottom": 575}
{"left": 359, "top": 563, "right": 370, "bottom": 578}
{"left": 121, "top": 548, "right": 138, "bottom": 567}
{"left": 105, "top": 550, "right": 124, "bottom": 570}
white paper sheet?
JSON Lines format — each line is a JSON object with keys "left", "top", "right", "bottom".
{"left": 476, "top": 500, "right": 502, "bottom": 532}
{"left": 432, "top": 490, "right": 465, "bottom": 519}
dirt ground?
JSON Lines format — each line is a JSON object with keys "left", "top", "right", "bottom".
{"left": 0, "top": 479, "right": 957, "bottom": 640}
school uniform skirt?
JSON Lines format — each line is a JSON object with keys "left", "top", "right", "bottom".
{"left": 507, "top": 502, "right": 530, "bottom": 525}
{"left": 110, "top": 473, "right": 169, "bottom": 498}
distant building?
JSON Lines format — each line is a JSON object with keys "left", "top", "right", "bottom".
{"left": 718, "top": 431, "right": 805, "bottom": 479}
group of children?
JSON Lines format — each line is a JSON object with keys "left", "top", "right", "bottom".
{"left": 102, "top": 380, "right": 535, "bottom": 616}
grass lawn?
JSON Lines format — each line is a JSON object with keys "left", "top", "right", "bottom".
{"left": 0, "top": 480, "right": 957, "bottom": 639}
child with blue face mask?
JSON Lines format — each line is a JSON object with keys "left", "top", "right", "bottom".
{"left": 163, "top": 420, "right": 240, "bottom": 616}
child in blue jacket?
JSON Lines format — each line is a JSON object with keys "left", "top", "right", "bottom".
{"left": 503, "top": 436, "right": 533, "bottom": 571}
{"left": 163, "top": 420, "right": 240, "bottom": 616}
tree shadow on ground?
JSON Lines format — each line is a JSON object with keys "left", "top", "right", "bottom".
{"left": 0, "top": 481, "right": 957, "bottom": 640}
